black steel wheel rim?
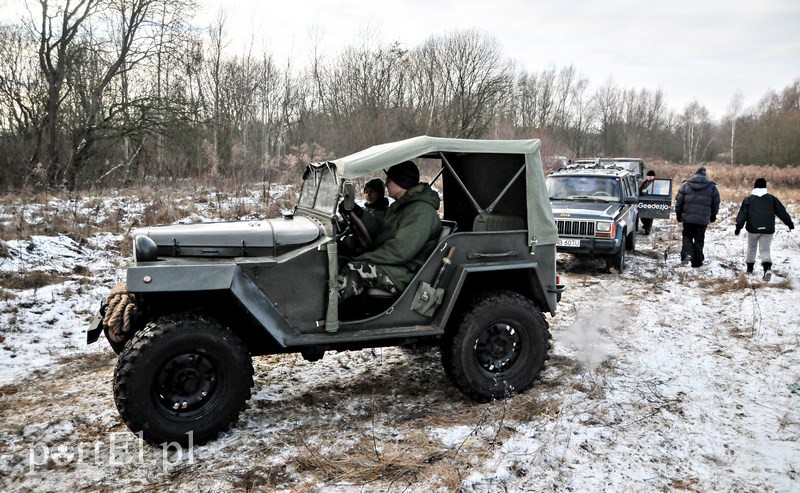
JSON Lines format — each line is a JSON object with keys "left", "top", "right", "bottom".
{"left": 473, "top": 322, "right": 523, "bottom": 376}
{"left": 154, "top": 353, "right": 219, "bottom": 419}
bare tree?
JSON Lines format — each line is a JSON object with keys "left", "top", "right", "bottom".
{"left": 680, "top": 101, "right": 711, "bottom": 163}
{"left": 32, "top": 0, "right": 99, "bottom": 187}
{"left": 725, "top": 91, "right": 744, "bottom": 164}
{"left": 415, "top": 30, "right": 513, "bottom": 138}
{"left": 593, "top": 78, "right": 624, "bottom": 155}
{"left": 562, "top": 76, "right": 593, "bottom": 157}
{"left": 24, "top": 0, "right": 198, "bottom": 188}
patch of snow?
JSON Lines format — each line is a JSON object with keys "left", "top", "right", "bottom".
{"left": 0, "top": 194, "right": 798, "bottom": 492}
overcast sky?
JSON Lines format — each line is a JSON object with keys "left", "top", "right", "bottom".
{"left": 2, "top": 0, "right": 797, "bottom": 119}
{"left": 194, "top": 0, "right": 799, "bottom": 119}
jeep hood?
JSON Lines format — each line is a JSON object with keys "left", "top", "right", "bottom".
{"left": 550, "top": 200, "right": 621, "bottom": 219}
{"left": 133, "top": 216, "right": 321, "bottom": 258}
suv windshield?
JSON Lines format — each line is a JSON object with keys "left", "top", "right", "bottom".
{"left": 546, "top": 175, "right": 621, "bottom": 202}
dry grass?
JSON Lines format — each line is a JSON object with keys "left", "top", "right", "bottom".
{"left": 648, "top": 161, "right": 800, "bottom": 203}
{"left": 0, "top": 271, "right": 71, "bottom": 290}
{"left": 293, "top": 434, "right": 456, "bottom": 490}
{"left": 698, "top": 273, "right": 793, "bottom": 294}
{"left": 1, "top": 163, "right": 795, "bottom": 244}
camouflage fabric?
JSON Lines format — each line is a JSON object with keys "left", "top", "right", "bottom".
{"left": 338, "top": 261, "right": 397, "bottom": 301}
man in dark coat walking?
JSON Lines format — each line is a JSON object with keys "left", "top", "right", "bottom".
{"left": 734, "top": 177, "right": 794, "bottom": 280}
{"left": 675, "top": 166, "right": 720, "bottom": 268}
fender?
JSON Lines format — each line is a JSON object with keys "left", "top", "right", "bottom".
{"left": 127, "top": 260, "right": 301, "bottom": 347}
{"left": 436, "top": 261, "right": 549, "bottom": 328}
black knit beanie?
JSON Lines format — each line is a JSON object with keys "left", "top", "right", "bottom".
{"left": 754, "top": 177, "right": 767, "bottom": 189}
{"left": 695, "top": 166, "right": 706, "bottom": 175}
{"left": 364, "top": 177, "right": 385, "bottom": 196}
{"left": 386, "top": 161, "right": 419, "bottom": 190}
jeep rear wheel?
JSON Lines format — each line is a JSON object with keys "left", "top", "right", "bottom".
{"left": 113, "top": 315, "right": 253, "bottom": 446}
{"left": 442, "top": 291, "right": 551, "bottom": 402}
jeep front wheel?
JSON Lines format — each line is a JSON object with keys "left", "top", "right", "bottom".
{"left": 607, "top": 244, "right": 626, "bottom": 273}
{"left": 113, "top": 315, "right": 254, "bottom": 446}
{"left": 442, "top": 291, "right": 551, "bottom": 402}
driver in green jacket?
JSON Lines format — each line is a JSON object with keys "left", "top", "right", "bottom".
{"left": 338, "top": 161, "right": 442, "bottom": 301}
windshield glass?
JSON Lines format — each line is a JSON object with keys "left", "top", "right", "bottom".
{"left": 546, "top": 175, "right": 622, "bottom": 202}
{"left": 298, "top": 163, "right": 341, "bottom": 214}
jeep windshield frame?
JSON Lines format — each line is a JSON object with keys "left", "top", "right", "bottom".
{"left": 296, "top": 161, "right": 340, "bottom": 217}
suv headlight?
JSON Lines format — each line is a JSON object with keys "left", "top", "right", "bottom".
{"left": 595, "top": 221, "right": 615, "bottom": 238}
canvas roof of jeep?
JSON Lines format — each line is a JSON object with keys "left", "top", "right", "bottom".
{"left": 330, "top": 135, "right": 558, "bottom": 246}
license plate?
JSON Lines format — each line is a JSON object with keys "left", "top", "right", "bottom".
{"left": 557, "top": 238, "right": 580, "bottom": 247}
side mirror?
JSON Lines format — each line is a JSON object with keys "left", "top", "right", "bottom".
{"left": 341, "top": 181, "right": 356, "bottom": 211}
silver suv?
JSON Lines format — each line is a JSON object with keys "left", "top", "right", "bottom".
{"left": 546, "top": 166, "right": 639, "bottom": 272}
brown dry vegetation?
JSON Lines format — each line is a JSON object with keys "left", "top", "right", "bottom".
{"left": 0, "top": 271, "right": 72, "bottom": 291}
{"left": 648, "top": 161, "right": 800, "bottom": 203}
{"left": 0, "top": 162, "right": 797, "bottom": 244}
{"left": 0, "top": 179, "right": 296, "bottom": 242}
{"left": 698, "top": 272, "right": 793, "bottom": 294}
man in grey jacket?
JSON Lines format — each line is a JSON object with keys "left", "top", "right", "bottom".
{"left": 734, "top": 177, "right": 794, "bottom": 280}
{"left": 675, "top": 166, "right": 720, "bottom": 268}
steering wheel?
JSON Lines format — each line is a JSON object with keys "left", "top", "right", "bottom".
{"left": 592, "top": 191, "right": 612, "bottom": 197}
{"left": 341, "top": 209, "right": 372, "bottom": 249}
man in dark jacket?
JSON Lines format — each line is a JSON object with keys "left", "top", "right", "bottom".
{"left": 675, "top": 166, "right": 720, "bottom": 268}
{"left": 363, "top": 178, "right": 390, "bottom": 217}
{"left": 734, "top": 177, "right": 794, "bottom": 280}
{"left": 338, "top": 161, "right": 442, "bottom": 301}
{"left": 639, "top": 170, "right": 656, "bottom": 235}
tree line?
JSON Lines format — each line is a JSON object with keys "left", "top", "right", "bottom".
{"left": 0, "top": 0, "right": 798, "bottom": 192}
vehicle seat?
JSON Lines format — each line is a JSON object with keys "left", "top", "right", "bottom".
{"left": 472, "top": 214, "right": 526, "bottom": 231}
{"left": 366, "top": 220, "right": 457, "bottom": 298}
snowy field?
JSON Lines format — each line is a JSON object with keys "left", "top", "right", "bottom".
{"left": 0, "top": 191, "right": 798, "bottom": 492}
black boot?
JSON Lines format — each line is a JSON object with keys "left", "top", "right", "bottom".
{"left": 746, "top": 262, "right": 754, "bottom": 274}
{"left": 762, "top": 262, "right": 772, "bottom": 281}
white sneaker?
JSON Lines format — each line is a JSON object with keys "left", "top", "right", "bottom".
{"left": 763, "top": 271, "right": 772, "bottom": 281}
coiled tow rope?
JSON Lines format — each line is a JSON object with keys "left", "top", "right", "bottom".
{"left": 103, "top": 282, "right": 136, "bottom": 343}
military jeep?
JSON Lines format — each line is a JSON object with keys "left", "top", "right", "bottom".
{"left": 87, "top": 136, "right": 565, "bottom": 446}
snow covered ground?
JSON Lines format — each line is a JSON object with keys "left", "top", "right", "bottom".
{"left": 0, "top": 192, "right": 798, "bottom": 492}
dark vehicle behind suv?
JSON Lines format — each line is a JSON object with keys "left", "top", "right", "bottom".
{"left": 546, "top": 166, "right": 639, "bottom": 272}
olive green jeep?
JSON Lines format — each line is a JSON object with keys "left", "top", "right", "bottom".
{"left": 87, "top": 136, "right": 565, "bottom": 445}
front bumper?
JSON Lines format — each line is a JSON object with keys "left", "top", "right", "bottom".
{"left": 556, "top": 237, "right": 621, "bottom": 256}
{"left": 86, "top": 314, "right": 103, "bottom": 344}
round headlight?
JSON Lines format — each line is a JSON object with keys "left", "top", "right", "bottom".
{"left": 134, "top": 235, "right": 158, "bottom": 262}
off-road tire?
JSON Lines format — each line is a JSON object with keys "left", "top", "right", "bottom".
{"left": 608, "top": 244, "right": 626, "bottom": 273}
{"left": 442, "top": 291, "right": 551, "bottom": 402}
{"left": 113, "top": 314, "right": 254, "bottom": 446}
